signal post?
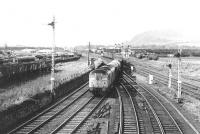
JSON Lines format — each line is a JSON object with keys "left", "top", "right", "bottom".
{"left": 88, "top": 42, "right": 90, "bottom": 66}
{"left": 48, "top": 17, "right": 56, "bottom": 96}
{"left": 177, "top": 53, "right": 182, "bottom": 103}
{"left": 168, "top": 64, "right": 172, "bottom": 88}
{"left": 177, "top": 48, "right": 182, "bottom": 103}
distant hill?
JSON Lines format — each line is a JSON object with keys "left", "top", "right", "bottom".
{"left": 130, "top": 30, "right": 184, "bottom": 48}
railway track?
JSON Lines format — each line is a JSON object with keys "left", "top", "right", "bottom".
{"left": 72, "top": 98, "right": 108, "bottom": 134}
{"left": 136, "top": 63, "right": 199, "bottom": 89}
{"left": 50, "top": 96, "right": 105, "bottom": 134}
{"left": 132, "top": 58, "right": 200, "bottom": 84}
{"left": 132, "top": 60, "right": 200, "bottom": 89}
{"left": 116, "top": 84, "right": 140, "bottom": 134}
{"left": 135, "top": 64, "right": 200, "bottom": 99}
{"left": 8, "top": 82, "right": 105, "bottom": 134}
{"left": 122, "top": 73, "right": 185, "bottom": 134}
{"left": 137, "top": 68, "right": 200, "bottom": 98}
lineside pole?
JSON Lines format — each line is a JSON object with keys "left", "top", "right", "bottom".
{"left": 49, "top": 17, "right": 56, "bottom": 96}
{"left": 168, "top": 66, "right": 172, "bottom": 88}
{"left": 177, "top": 48, "right": 182, "bottom": 103}
{"left": 88, "top": 42, "right": 90, "bottom": 66}
{"left": 127, "top": 45, "right": 130, "bottom": 58}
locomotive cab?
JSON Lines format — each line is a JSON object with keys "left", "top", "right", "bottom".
{"left": 89, "top": 60, "right": 121, "bottom": 96}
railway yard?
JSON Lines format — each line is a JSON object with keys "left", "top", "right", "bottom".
{"left": 0, "top": 53, "right": 200, "bottom": 134}
{"left": 2, "top": 0, "right": 200, "bottom": 133}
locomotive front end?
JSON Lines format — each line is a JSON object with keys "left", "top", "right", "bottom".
{"left": 89, "top": 70, "right": 109, "bottom": 96}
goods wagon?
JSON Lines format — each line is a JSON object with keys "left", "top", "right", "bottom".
{"left": 102, "top": 52, "right": 114, "bottom": 59}
{"left": 90, "top": 58, "right": 104, "bottom": 69}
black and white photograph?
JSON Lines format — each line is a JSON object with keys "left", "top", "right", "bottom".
{"left": 0, "top": 0, "right": 200, "bottom": 133}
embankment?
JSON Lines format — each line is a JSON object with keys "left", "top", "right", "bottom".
{"left": 0, "top": 70, "right": 90, "bottom": 133}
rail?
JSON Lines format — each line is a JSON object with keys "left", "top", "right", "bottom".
{"left": 116, "top": 87, "right": 124, "bottom": 134}
{"left": 123, "top": 73, "right": 184, "bottom": 134}
{"left": 136, "top": 66, "right": 200, "bottom": 99}
{"left": 8, "top": 82, "right": 89, "bottom": 134}
{"left": 116, "top": 84, "right": 140, "bottom": 134}
{"left": 50, "top": 96, "right": 105, "bottom": 134}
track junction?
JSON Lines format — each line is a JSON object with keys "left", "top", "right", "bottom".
{"left": 7, "top": 57, "right": 200, "bottom": 134}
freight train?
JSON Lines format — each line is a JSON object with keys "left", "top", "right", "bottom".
{"left": 134, "top": 52, "right": 159, "bottom": 60}
{"left": 89, "top": 60, "right": 121, "bottom": 96}
{"left": 102, "top": 52, "right": 114, "bottom": 59}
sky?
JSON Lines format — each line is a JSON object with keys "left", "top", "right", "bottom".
{"left": 0, "top": 0, "right": 200, "bottom": 47}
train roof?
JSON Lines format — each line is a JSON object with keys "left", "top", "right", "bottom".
{"left": 108, "top": 60, "right": 121, "bottom": 67}
{"left": 90, "top": 60, "right": 120, "bottom": 75}
{"left": 90, "top": 69, "right": 107, "bottom": 74}
{"left": 90, "top": 65, "right": 112, "bottom": 74}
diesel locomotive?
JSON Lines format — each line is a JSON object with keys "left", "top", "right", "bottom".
{"left": 89, "top": 60, "right": 121, "bottom": 96}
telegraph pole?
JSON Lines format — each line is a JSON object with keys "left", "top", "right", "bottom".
{"left": 48, "top": 16, "right": 56, "bottom": 96}
{"left": 177, "top": 46, "right": 182, "bottom": 103}
{"left": 88, "top": 42, "right": 90, "bottom": 66}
